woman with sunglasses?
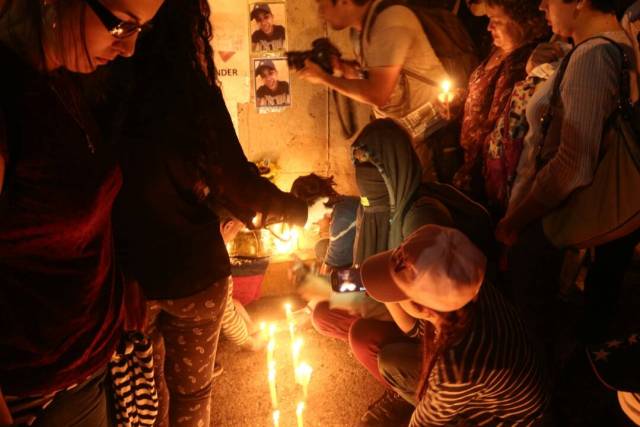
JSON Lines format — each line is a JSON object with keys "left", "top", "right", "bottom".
{"left": 0, "top": 0, "right": 162, "bottom": 425}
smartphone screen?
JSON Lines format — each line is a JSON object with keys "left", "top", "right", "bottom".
{"left": 330, "top": 268, "right": 366, "bottom": 293}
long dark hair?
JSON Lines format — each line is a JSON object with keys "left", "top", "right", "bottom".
{"left": 136, "top": 0, "right": 216, "bottom": 85}
{"left": 416, "top": 303, "right": 476, "bottom": 400}
{"left": 126, "top": 0, "right": 220, "bottom": 176}
{"left": 0, "top": 0, "right": 91, "bottom": 72}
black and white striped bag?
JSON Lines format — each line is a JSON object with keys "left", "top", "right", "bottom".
{"left": 109, "top": 332, "right": 159, "bottom": 427}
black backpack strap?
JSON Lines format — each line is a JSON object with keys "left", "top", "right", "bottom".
{"left": 537, "top": 36, "right": 633, "bottom": 169}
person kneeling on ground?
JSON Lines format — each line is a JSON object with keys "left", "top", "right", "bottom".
{"left": 361, "top": 225, "right": 549, "bottom": 426}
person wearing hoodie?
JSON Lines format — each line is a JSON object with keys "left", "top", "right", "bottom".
{"left": 308, "top": 119, "right": 493, "bottom": 426}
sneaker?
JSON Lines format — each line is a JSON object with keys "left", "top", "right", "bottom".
{"left": 212, "top": 362, "right": 224, "bottom": 379}
{"left": 357, "top": 390, "right": 414, "bottom": 427}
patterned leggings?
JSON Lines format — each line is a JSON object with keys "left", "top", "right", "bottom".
{"left": 147, "top": 277, "right": 229, "bottom": 427}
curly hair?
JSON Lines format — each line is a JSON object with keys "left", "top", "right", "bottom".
{"left": 484, "top": 0, "right": 549, "bottom": 40}
{"left": 290, "top": 174, "right": 340, "bottom": 207}
{"left": 144, "top": 0, "right": 216, "bottom": 85}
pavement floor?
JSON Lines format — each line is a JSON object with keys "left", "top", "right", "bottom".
{"left": 210, "top": 296, "right": 383, "bottom": 427}
{"left": 211, "top": 254, "right": 640, "bottom": 427}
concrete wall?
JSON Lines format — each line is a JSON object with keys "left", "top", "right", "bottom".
{"left": 233, "top": 0, "right": 370, "bottom": 196}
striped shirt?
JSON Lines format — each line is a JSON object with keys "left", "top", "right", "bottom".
{"left": 411, "top": 284, "right": 548, "bottom": 427}
{"left": 528, "top": 32, "right": 635, "bottom": 209}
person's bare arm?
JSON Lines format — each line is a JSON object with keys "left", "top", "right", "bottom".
{"left": 298, "top": 58, "right": 401, "bottom": 108}
{"left": 385, "top": 302, "right": 418, "bottom": 333}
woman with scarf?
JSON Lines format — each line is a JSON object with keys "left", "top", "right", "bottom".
{"left": 453, "top": 0, "right": 549, "bottom": 212}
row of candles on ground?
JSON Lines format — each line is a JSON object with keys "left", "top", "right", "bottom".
{"left": 260, "top": 303, "right": 313, "bottom": 427}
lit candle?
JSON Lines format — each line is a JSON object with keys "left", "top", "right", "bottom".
{"left": 272, "top": 409, "right": 280, "bottom": 427}
{"left": 292, "top": 338, "right": 303, "bottom": 373}
{"left": 268, "top": 323, "right": 277, "bottom": 340}
{"left": 296, "top": 401, "right": 305, "bottom": 427}
{"left": 288, "top": 321, "right": 296, "bottom": 341}
{"left": 259, "top": 322, "right": 268, "bottom": 341}
{"left": 285, "top": 303, "right": 296, "bottom": 340}
{"left": 268, "top": 366, "right": 278, "bottom": 408}
{"left": 295, "top": 362, "right": 313, "bottom": 397}
{"left": 438, "top": 79, "right": 454, "bottom": 119}
{"left": 267, "top": 339, "right": 275, "bottom": 366}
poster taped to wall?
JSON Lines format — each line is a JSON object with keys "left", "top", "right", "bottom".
{"left": 254, "top": 58, "right": 291, "bottom": 111}
{"left": 249, "top": 2, "right": 287, "bottom": 54}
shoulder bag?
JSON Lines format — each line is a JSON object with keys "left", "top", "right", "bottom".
{"left": 538, "top": 36, "right": 640, "bottom": 249}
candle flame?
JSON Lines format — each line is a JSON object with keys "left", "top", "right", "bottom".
{"left": 295, "top": 361, "right": 313, "bottom": 395}
{"left": 441, "top": 79, "right": 452, "bottom": 93}
{"left": 296, "top": 362, "right": 312, "bottom": 379}
{"left": 273, "top": 410, "right": 280, "bottom": 425}
{"left": 271, "top": 224, "right": 300, "bottom": 255}
{"left": 268, "top": 323, "right": 277, "bottom": 338}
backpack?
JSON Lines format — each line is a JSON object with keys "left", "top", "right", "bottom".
{"left": 366, "top": 0, "right": 479, "bottom": 87}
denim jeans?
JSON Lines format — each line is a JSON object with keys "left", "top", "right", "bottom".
{"left": 32, "top": 368, "right": 112, "bottom": 427}
{"left": 378, "top": 341, "right": 422, "bottom": 405}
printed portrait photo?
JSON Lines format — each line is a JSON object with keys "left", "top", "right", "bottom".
{"left": 249, "top": 2, "right": 287, "bottom": 53}
{"left": 254, "top": 58, "right": 291, "bottom": 109}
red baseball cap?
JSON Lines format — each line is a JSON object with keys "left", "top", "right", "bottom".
{"left": 362, "top": 225, "right": 486, "bottom": 312}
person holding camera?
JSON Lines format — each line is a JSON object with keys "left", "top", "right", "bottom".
{"left": 297, "top": 0, "right": 450, "bottom": 182}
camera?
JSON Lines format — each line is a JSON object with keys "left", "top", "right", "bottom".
{"left": 286, "top": 38, "right": 341, "bottom": 74}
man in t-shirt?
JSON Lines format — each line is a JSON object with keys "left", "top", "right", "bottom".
{"left": 251, "top": 3, "right": 286, "bottom": 52}
{"left": 255, "top": 60, "right": 291, "bottom": 107}
{"left": 297, "top": 0, "right": 450, "bottom": 180}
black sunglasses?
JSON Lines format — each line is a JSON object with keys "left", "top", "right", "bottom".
{"left": 83, "top": 0, "right": 148, "bottom": 39}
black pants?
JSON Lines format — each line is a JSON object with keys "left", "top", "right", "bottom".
{"left": 32, "top": 368, "right": 112, "bottom": 427}
{"left": 509, "top": 222, "right": 640, "bottom": 365}
{"left": 507, "top": 221, "right": 565, "bottom": 363}
{"left": 582, "top": 228, "right": 640, "bottom": 344}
